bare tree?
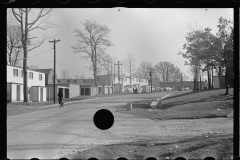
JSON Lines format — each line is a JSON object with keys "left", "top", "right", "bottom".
{"left": 80, "top": 73, "right": 86, "bottom": 79}
{"left": 74, "top": 74, "right": 79, "bottom": 79}
{"left": 7, "top": 24, "right": 23, "bottom": 67}
{"left": 61, "top": 69, "right": 71, "bottom": 79}
{"left": 72, "top": 20, "right": 113, "bottom": 87}
{"left": 28, "top": 65, "right": 39, "bottom": 70}
{"left": 136, "top": 61, "right": 153, "bottom": 79}
{"left": 11, "top": 8, "right": 57, "bottom": 102}
{"left": 122, "top": 53, "right": 137, "bottom": 87}
{"left": 154, "top": 61, "right": 175, "bottom": 82}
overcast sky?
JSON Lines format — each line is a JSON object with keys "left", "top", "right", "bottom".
{"left": 8, "top": 8, "right": 233, "bottom": 80}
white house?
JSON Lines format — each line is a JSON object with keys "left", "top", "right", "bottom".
{"left": 7, "top": 65, "right": 46, "bottom": 102}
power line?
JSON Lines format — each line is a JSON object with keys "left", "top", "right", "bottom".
{"left": 28, "top": 48, "right": 53, "bottom": 58}
{"left": 57, "top": 47, "right": 81, "bottom": 59}
{"left": 55, "top": 62, "right": 83, "bottom": 72}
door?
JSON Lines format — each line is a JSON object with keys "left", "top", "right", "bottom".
{"left": 17, "top": 85, "right": 20, "bottom": 101}
{"left": 40, "top": 88, "right": 43, "bottom": 101}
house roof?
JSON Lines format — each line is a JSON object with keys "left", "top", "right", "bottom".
{"left": 34, "top": 69, "right": 53, "bottom": 74}
{"left": 7, "top": 64, "right": 46, "bottom": 73}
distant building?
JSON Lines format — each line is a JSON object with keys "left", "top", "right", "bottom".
{"left": 159, "top": 81, "right": 206, "bottom": 90}
{"left": 57, "top": 75, "right": 148, "bottom": 94}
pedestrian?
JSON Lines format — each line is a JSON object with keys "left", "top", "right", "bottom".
{"left": 58, "top": 90, "right": 63, "bottom": 108}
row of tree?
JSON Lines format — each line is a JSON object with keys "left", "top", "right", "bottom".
{"left": 178, "top": 17, "right": 233, "bottom": 94}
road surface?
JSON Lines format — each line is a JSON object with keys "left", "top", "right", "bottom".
{"left": 7, "top": 91, "right": 232, "bottom": 159}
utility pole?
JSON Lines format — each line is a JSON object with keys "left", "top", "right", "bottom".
{"left": 148, "top": 68, "right": 154, "bottom": 93}
{"left": 181, "top": 73, "right": 183, "bottom": 89}
{"left": 49, "top": 39, "right": 61, "bottom": 103}
{"left": 115, "top": 61, "right": 123, "bottom": 95}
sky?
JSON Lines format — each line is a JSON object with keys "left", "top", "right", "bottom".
{"left": 7, "top": 8, "right": 233, "bottom": 80}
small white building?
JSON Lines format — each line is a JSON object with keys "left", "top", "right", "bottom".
{"left": 7, "top": 65, "right": 46, "bottom": 102}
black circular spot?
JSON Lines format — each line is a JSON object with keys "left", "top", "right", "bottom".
{"left": 204, "top": 157, "right": 215, "bottom": 160}
{"left": 146, "top": 157, "right": 157, "bottom": 160}
{"left": 88, "top": 158, "right": 98, "bottom": 160}
{"left": 175, "top": 157, "right": 186, "bottom": 160}
{"left": 93, "top": 109, "right": 114, "bottom": 130}
{"left": 234, "top": 156, "right": 240, "bottom": 160}
{"left": 30, "top": 158, "right": 39, "bottom": 160}
{"left": 117, "top": 157, "right": 128, "bottom": 160}
{"left": 59, "top": 158, "right": 69, "bottom": 160}
{"left": 27, "top": 0, "right": 40, "bottom": 4}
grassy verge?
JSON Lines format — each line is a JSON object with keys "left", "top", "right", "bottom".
{"left": 70, "top": 134, "right": 233, "bottom": 160}
{"left": 116, "top": 88, "right": 233, "bottom": 120}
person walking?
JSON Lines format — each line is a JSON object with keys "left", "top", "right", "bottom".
{"left": 58, "top": 90, "right": 63, "bottom": 108}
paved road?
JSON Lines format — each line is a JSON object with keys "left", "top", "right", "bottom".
{"left": 7, "top": 91, "right": 233, "bottom": 159}
{"left": 7, "top": 92, "right": 173, "bottom": 159}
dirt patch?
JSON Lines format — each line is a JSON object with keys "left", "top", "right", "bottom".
{"left": 69, "top": 134, "right": 233, "bottom": 160}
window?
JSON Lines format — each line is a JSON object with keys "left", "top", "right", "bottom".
{"left": 74, "top": 80, "right": 77, "bottom": 83}
{"left": 29, "top": 72, "right": 33, "bottom": 79}
{"left": 21, "top": 70, "right": 23, "bottom": 77}
{"left": 39, "top": 74, "right": 42, "bottom": 81}
{"left": 13, "top": 69, "right": 18, "bottom": 76}
{"left": 57, "top": 80, "right": 60, "bottom": 83}
{"left": 67, "top": 80, "right": 70, "bottom": 83}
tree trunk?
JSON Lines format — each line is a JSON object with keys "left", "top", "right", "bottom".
{"left": 199, "top": 66, "right": 201, "bottom": 90}
{"left": 196, "top": 66, "right": 198, "bottom": 91}
{"left": 225, "top": 58, "right": 228, "bottom": 95}
{"left": 207, "top": 69, "right": 211, "bottom": 90}
{"left": 23, "top": 8, "right": 28, "bottom": 102}
{"left": 211, "top": 65, "right": 213, "bottom": 89}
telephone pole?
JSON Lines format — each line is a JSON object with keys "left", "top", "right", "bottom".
{"left": 49, "top": 39, "right": 61, "bottom": 103}
{"left": 115, "top": 61, "right": 123, "bottom": 95}
{"left": 148, "top": 68, "right": 154, "bottom": 93}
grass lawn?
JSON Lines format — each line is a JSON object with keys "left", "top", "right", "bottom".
{"left": 116, "top": 88, "right": 233, "bottom": 120}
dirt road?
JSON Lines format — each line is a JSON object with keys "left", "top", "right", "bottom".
{"left": 7, "top": 92, "right": 233, "bottom": 159}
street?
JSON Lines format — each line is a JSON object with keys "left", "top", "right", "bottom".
{"left": 7, "top": 92, "right": 172, "bottom": 159}
{"left": 7, "top": 91, "right": 232, "bottom": 159}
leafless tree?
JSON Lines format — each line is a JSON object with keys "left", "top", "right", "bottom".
{"left": 122, "top": 53, "right": 137, "bottom": 87}
{"left": 7, "top": 24, "right": 23, "bottom": 67}
{"left": 11, "top": 8, "right": 57, "bottom": 102}
{"left": 154, "top": 61, "right": 175, "bottom": 82}
{"left": 80, "top": 73, "right": 86, "bottom": 79}
{"left": 74, "top": 74, "right": 79, "bottom": 79}
{"left": 28, "top": 65, "right": 39, "bottom": 70}
{"left": 136, "top": 61, "right": 153, "bottom": 79}
{"left": 61, "top": 69, "right": 71, "bottom": 79}
{"left": 72, "top": 20, "right": 113, "bottom": 87}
